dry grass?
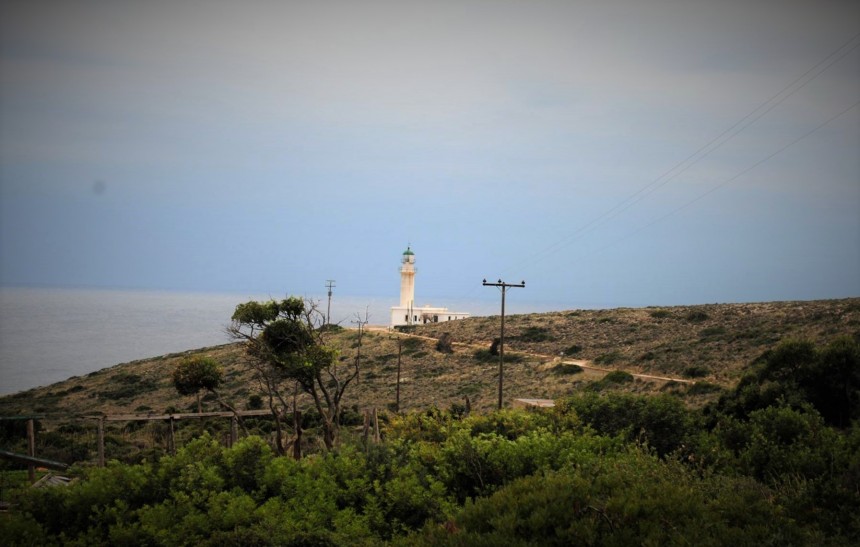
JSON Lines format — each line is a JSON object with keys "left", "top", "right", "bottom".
{"left": 2, "top": 298, "right": 858, "bottom": 420}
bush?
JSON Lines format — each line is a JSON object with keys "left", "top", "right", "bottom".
{"left": 552, "top": 363, "right": 583, "bottom": 375}
{"left": 602, "top": 370, "right": 633, "bottom": 383}
{"left": 686, "top": 310, "right": 709, "bottom": 322}
{"left": 649, "top": 309, "right": 672, "bottom": 319}
{"left": 557, "top": 392, "right": 696, "bottom": 457}
{"left": 409, "top": 450, "right": 807, "bottom": 546}
{"left": 594, "top": 351, "right": 623, "bottom": 365}
{"left": 683, "top": 365, "right": 709, "bottom": 378}
{"left": 714, "top": 337, "right": 860, "bottom": 427}
{"left": 435, "top": 333, "right": 454, "bottom": 354}
{"left": 562, "top": 344, "right": 583, "bottom": 355}
{"left": 247, "top": 394, "right": 264, "bottom": 410}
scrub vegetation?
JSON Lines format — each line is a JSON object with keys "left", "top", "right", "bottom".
{"left": 1, "top": 298, "right": 859, "bottom": 544}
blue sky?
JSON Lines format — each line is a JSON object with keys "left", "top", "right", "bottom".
{"left": 1, "top": 0, "right": 858, "bottom": 310}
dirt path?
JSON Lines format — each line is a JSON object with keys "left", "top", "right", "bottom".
{"left": 364, "top": 327, "right": 695, "bottom": 385}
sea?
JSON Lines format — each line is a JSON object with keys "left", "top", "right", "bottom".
{"left": 0, "top": 287, "right": 577, "bottom": 396}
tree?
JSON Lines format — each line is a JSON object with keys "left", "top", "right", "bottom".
{"left": 171, "top": 356, "right": 247, "bottom": 433}
{"left": 228, "top": 297, "right": 357, "bottom": 452}
{"left": 172, "top": 356, "right": 223, "bottom": 413}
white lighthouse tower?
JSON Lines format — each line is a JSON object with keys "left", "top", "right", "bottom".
{"left": 390, "top": 246, "right": 470, "bottom": 327}
{"left": 399, "top": 246, "right": 415, "bottom": 309}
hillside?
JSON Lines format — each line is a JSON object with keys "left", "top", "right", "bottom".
{"left": 412, "top": 297, "right": 860, "bottom": 383}
{"left": 1, "top": 298, "right": 857, "bottom": 421}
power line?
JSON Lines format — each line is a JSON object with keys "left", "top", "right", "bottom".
{"left": 585, "top": 98, "right": 860, "bottom": 259}
{"left": 498, "top": 30, "right": 860, "bottom": 279}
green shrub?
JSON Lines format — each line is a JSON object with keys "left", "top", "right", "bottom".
{"left": 563, "top": 344, "right": 583, "bottom": 355}
{"left": 683, "top": 365, "right": 709, "bottom": 378}
{"left": 552, "top": 363, "right": 583, "bottom": 375}
{"left": 649, "top": 309, "right": 672, "bottom": 319}
{"left": 557, "top": 392, "right": 696, "bottom": 456}
{"left": 409, "top": 450, "right": 807, "bottom": 546}
{"left": 714, "top": 337, "right": 860, "bottom": 427}
{"left": 594, "top": 351, "right": 623, "bottom": 365}
{"left": 602, "top": 370, "right": 633, "bottom": 383}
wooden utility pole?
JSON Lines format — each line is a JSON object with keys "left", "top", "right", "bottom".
{"left": 351, "top": 313, "right": 368, "bottom": 384}
{"left": 396, "top": 338, "right": 403, "bottom": 413}
{"left": 482, "top": 279, "right": 525, "bottom": 410}
{"left": 325, "top": 280, "right": 336, "bottom": 325}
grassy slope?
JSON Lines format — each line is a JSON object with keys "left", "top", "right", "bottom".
{"left": 1, "top": 298, "right": 858, "bottom": 420}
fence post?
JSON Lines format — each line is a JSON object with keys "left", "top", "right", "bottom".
{"left": 97, "top": 417, "right": 105, "bottom": 467}
{"left": 168, "top": 416, "right": 176, "bottom": 455}
{"left": 27, "top": 419, "right": 35, "bottom": 483}
{"left": 292, "top": 410, "right": 302, "bottom": 460}
{"left": 372, "top": 407, "right": 380, "bottom": 443}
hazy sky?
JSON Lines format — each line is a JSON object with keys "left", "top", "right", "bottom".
{"left": 1, "top": 0, "right": 858, "bottom": 309}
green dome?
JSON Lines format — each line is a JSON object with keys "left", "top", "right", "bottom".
{"left": 402, "top": 247, "right": 414, "bottom": 256}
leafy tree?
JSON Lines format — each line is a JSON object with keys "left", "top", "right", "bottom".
{"left": 172, "top": 356, "right": 224, "bottom": 413}
{"left": 229, "top": 297, "right": 355, "bottom": 452}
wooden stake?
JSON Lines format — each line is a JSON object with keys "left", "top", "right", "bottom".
{"left": 168, "top": 417, "right": 176, "bottom": 455}
{"left": 26, "top": 419, "right": 35, "bottom": 484}
{"left": 97, "top": 417, "right": 105, "bottom": 468}
{"left": 362, "top": 410, "right": 370, "bottom": 446}
{"left": 372, "top": 407, "right": 380, "bottom": 443}
{"left": 292, "top": 410, "right": 302, "bottom": 460}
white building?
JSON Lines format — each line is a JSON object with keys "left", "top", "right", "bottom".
{"left": 390, "top": 246, "right": 470, "bottom": 327}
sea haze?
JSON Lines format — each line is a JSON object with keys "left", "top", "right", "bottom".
{"left": 0, "top": 286, "right": 590, "bottom": 396}
{"left": 0, "top": 288, "right": 453, "bottom": 395}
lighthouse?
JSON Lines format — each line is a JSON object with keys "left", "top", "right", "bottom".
{"left": 399, "top": 246, "right": 415, "bottom": 309}
{"left": 390, "top": 246, "right": 470, "bottom": 327}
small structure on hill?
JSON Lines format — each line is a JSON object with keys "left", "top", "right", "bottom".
{"left": 390, "top": 246, "right": 470, "bottom": 327}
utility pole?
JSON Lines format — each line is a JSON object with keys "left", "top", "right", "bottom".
{"left": 482, "top": 278, "right": 525, "bottom": 410}
{"left": 325, "top": 280, "right": 336, "bottom": 325}
{"left": 351, "top": 310, "right": 369, "bottom": 384}
{"left": 396, "top": 338, "right": 403, "bottom": 413}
